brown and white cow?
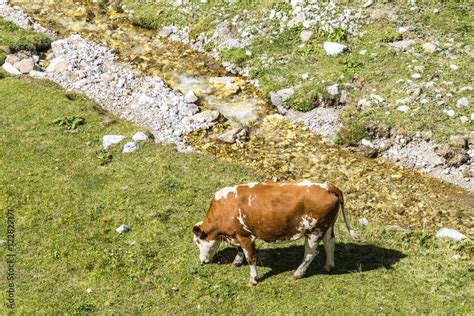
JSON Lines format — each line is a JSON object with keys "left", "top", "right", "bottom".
{"left": 193, "top": 179, "right": 358, "bottom": 285}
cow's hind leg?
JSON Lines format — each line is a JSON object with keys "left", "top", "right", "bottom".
{"left": 237, "top": 236, "right": 258, "bottom": 286}
{"left": 323, "top": 225, "right": 336, "bottom": 272}
{"left": 232, "top": 247, "right": 245, "bottom": 267}
{"left": 293, "top": 233, "right": 320, "bottom": 279}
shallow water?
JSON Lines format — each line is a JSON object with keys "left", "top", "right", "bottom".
{"left": 12, "top": 0, "right": 473, "bottom": 234}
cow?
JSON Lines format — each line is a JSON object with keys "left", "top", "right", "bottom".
{"left": 192, "top": 179, "right": 358, "bottom": 285}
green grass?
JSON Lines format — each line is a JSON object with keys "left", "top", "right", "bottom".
{"left": 0, "top": 17, "right": 50, "bottom": 63}
{"left": 0, "top": 76, "right": 473, "bottom": 314}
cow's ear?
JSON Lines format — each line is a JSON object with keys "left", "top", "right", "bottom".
{"left": 193, "top": 224, "right": 207, "bottom": 239}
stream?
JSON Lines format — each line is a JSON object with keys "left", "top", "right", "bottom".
{"left": 10, "top": 0, "right": 473, "bottom": 235}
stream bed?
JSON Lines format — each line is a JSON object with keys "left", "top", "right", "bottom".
{"left": 10, "top": 0, "right": 473, "bottom": 234}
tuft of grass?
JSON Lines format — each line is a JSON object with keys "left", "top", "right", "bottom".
{"left": 0, "top": 18, "right": 51, "bottom": 53}
{"left": 221, "top": 48, "right": 250, "bottom": 67}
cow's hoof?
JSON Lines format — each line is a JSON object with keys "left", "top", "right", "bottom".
{"left": 324, "top": 263, "right": 335, "bottom": 272}
{"left": 232, "top": 262, "right": 243, "bottom": 268}
{"left": 293, "top": 272, "right": 304, "bottom": 280}
{"left": 247, "top": 279, "right": 258, "bottom": 287}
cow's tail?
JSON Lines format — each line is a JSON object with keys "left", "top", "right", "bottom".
{"left": 327, "top": 183, "right": 359, "bottom": 240}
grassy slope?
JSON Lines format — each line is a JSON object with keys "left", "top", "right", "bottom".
{"left": 0, "top": 17, "right": 50, "bottom": 64}
{"left": 122, "top": 1, "right": 473, "bottom": 145}
{"left": 0, "top": 76, "right": 472, "bottom": 314}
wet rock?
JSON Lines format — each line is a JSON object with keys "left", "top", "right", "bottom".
{"left": 422, "top": 42, "right": 437, "bottom": 53}
{"left": 185, "top": 90, "right": 198, "bottom": 103}
{"left": 323, "top": 42, "right": 348, "bottom": 56}
{"left": 218, "top": 128, "right": 246, "bottom": 144}
{"left": 115, "top": 224, "right": 129, "bottom": 234}
{"left": 209, "top": 76, "right": 243, "bottom": 95}
{"left": 192, "top": 110, "right": 220, "bottom": 123}
{"left": 388, "top": 40, "right": 416, "bottom": 51}
{"left": 300, "top": 30, "right": 313, "bottom": 42}
{"left": 2, "top": 62, "right": 21, "bottom": 75}
{"left": 14, "top": 57, "right": 36, "bottom": 74}
{"left": 47, "top": 57, "right": 68, "bottom": 72}
{"left": 103, "top": 135, "right": 125, "bottom": 150}
{"left": 132, "top": 132, "right": 148, "bottom": 142}
{"left": 435, "top": 228, "right": 466, "bottom": 242}
{"left": 456, "top": 97, "right": 469, "bottom": 108}
{"left": 123, "top": 141, "right": 139, "bottom": 153}
{"left": 326, "top": 84, "right": 339, "bottom": 96}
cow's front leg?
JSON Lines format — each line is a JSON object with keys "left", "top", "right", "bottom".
{"left": 237, "top": 236, "right": 257, "bottom": 286}
{"left": 293, "top": 233, "right": 320, "bottom": 279}
{"left": 232, "top": 247, "right": 245, "bottom": 267}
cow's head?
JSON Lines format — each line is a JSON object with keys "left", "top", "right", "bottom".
{"left": 193, "top": 221, "right": 221, "bottom": 264}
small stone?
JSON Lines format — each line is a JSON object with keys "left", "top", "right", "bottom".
{"left": 2, "top": 62, "right": 21, "bottom": 75}
{"left": 47, "top": 57, "right": 68, "bottom": 73}
{"left": 362, "top": 0, "right": 373, "bottom": 8}
{"left": 422, "top": 42, "right": 437, "bottom": 53}
{"left": 185, "top": 90, "right": 198, "bottom": 103}
{"left": 103, "top": 135, "right": 125, "bottom": 150}
{"left": 452, "top": 254, "right": 461, "bottom": 260}
{"left": 388, "top": 40, "right": 416, "bottom": 51}
{"left": 5, "top": 54, "right": 20, "bottom": 64}
{"left": 450, "top": 64, "right": 459, "bottom": 71}
{"left": 358, "top": 218, "right": 369, "bottom": 226}
{"left": 217, "top": 128, "right": 245, "bottom": 144}
{"left": 300, "top": 30, "right": 313, "bottom": 42}
{"left": 435, "top": 228, "right": 466, "bottom": 242}
{"left": 116, "top": 224, "right": 129, "bottom": 234}
{"left": 323, "top": 42, "right": 348, "bottom": 56}
{"left": 359, "top": 49, "right": 367, "bottom": 55}
{"left": 86, "top": 288, "right": 92, "bottom": 293}
{"left": 159, "top": 26, "right": 175, "bottom": 37}
{"left": 460, "top": 116, "right": 468, "bottom": 124}
{"left": 444, "top": 109, "right": 455, "bottom": 117}
{"left": 192, "top": 110, "right": 220, "bottom": 123}
{"left": 132, "top": 132, "right": 149, "bottom": 142}
{"left": 326, "top": 84, "right": 339, "bottom": 96}
{"left": 301, "top": 73, "right": 309, "bottom": 80}
{"left": 123, "top": 142, "right": 139, "bottom": 153}
{"left": 456, "top": 97, "right": 469, "bottom": 107}
{"left": 398, "top": 27, "right": 408, "bottom": 33}
{"left": 29, "top": 70, "right": 46, "bottom": 78}
{"left": 397, "top": 105, "right": 409, "bottom": 113}
{"left": 411, "top": 73, "right": 422, "bottom": 79}
{"left": 14, "top": 57, "right": 36, "bottom": 74}
{"left": 361, "top": 139, "right": 374, "bottom": 148}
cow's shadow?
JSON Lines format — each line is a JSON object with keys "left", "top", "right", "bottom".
{"left": 214, "top": 242, "right": 406, "bottom": 281}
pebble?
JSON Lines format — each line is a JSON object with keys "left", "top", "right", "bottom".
{"left": 86, "top": 288, "right": 92, "bottom": 293}
{"left": 14, "top": 57, "right": 36, "bottom": 73}
{"left": 397, "top": 105, "right": 409, "bottom": 113}
{"left": 422, "top": 42, "right": 437, "bottom": 53}
{"left": 192, "top": 110, "right": 220, "bottom": 123}
{"left": 411, "top": 73, "right": 422, "bottom": 79}
{"left": 450, "top": 64, "right": 459, "bottom": 71}
{"left": 103, "top": 135, "right": 125, "bottom": 150}
{"left": 122, "top": 141, "right": 139, "bottom": 153}
{"left": 185, "top": 90, "right": 198, "bottom": 103}
{"left": 358, "top": 218, "right": 369, "bottom": 226}
{"left": 452, "top": 254, "right": 461, "bottom": 260}
{"left": 299, "top": 30, "right": 313, "bottom": 42}
{"left": 323, "top": 42, "right": 348, "bottom": 56}
{"left": 444, "top": 109, "right": 455, "bottom": 117}
{"left": 132, "top": 132, "right": 149, "bottom": 141}
{"left": 361, "top": 139, "right": 374, "bottom": 148}
{"left": 326, "top": 84, "right": 339, "bottom": 96}
{"left": 456, "top": 97, "right": 469, "bottom": 108}
{"left": 301, "top": 73, "right": 309, "bottom": 80}
{"left": 2, "top": 62, "right": 21, "bottom": 75}
{"left": 435, "top": 228, "right": 466, "bottom": 242}
{"left": 115, "top": 224, "right": 129, "bottom": 234}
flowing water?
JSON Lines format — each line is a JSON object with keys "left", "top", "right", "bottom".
{"left": 11, "top": 0, "right": 473, "bottom": 234}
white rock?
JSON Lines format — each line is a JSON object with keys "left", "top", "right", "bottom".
{"left": 411, "top": 73, "right": 422, "bottom": 79}
{"left": 103, "top": 135, "right": 125, "bottom": 150}
{"left": 192, "top": 110, "right": 220, "bottom": 123}
{"left": 47, "top": 57, "right": 68, "bottom": 73}
{"left": 29, "top": 70, "right": 46, "bottom": 78}
{"left": 359, "top": 49, "right": 367, "bottom": 55}
{"left": 86, "top": 288, "right": 92, "bottom": 293}
{"left": 422, "top": 42, "right": 437, "bottom": 53}
{"left": 452, "top": 254, "right": 461, "bottom": 260}
{"left": 361, "top": 139, "right": 374, "bottom": 148}
{"left": 460, "top": 116, "right": 468, "bottom": 124}
{"left": 301, "top": 73, "right": 309, "bottom": 80}
{"left": 123, "top": 142, "right": 139, "bottom": 153}
{"left": 398, "top": 26, "right": 408, "bottom": 33}
{"left": 358, "top": 218, "right": 369, "bottom": 226}
{"left": 2, "top": 62, "right": 21, "bottom": 75}
{"left": 323, "top": 42, "right": 348, "bottom": 56}
{"left": 184, "top": 90, "right": 198, "bottom": 103}
{"left": 444, "top": 109, "right": 455, "bottom": 117}
{"left": 132, "top": 132, "right": 149, "bottom": 141}
{"left": 362, "top": 0, "right": 373, "bottom": 8}
{"left": 459, "top": 86, "right": 473, "bottom": 92}
{"left": 115, "top": 224, "right": 129, "bottom": 234}
{"left": 397, "top": 105, "right": 409, "bottom": 113}
{"left": 14, "top": 57, "right": 36, "bottom": 74}
{"left": 300, "top": 30, "right": 313, "bottom": 42}
{"left": 326, "top": 84, "right": 340, "bottom": 96}
{"left": 471, "top": 113, "right": 474, "bottom": 120}
{"left": 456, "top": 97, "right": 469, "bottom": 107}
{"left": 389, "top": 40, "right": 416, "bottom": 51}
{"left": 435, "top": 228, "right": 467, "bottom": 242}
{"left": 450, "top": 64, "right": 459, "bottom": 71}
